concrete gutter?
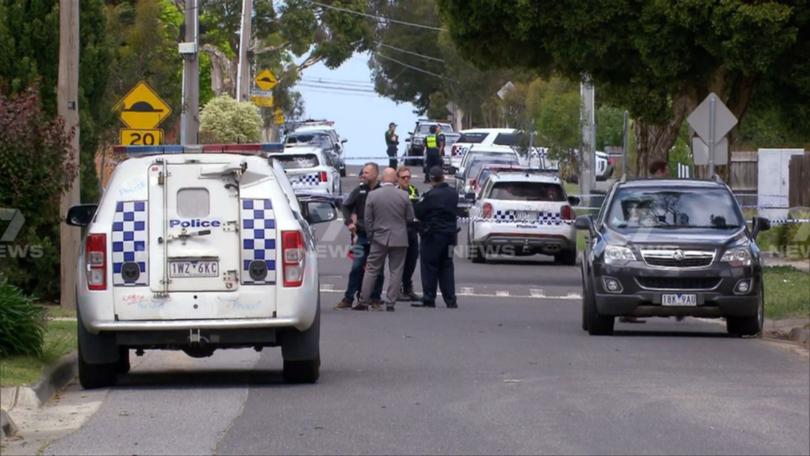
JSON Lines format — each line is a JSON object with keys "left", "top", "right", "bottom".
{"left": 1, "top": 352, "right": 77, "bottom": 413}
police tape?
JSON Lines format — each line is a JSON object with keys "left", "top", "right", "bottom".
{"left": 452, "top": 217, "right": 810, "bottom": 226}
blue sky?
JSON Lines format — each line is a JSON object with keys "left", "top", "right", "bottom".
{"left": 293, "top": 52, "right": 418, "bottom": 165}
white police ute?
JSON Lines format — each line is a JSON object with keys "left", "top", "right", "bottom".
{"left": 268, "top": 147, "right": 342, "bottom": 196}
{"left": 466, "top": 170, "right": 579, "bottom": 265}
{"left": 67, "top": 143, "right": 338, "bottom": 388}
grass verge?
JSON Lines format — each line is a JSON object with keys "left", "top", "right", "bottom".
{"left": 763, "top": 266, "right": 810, "bottom": 320}
{"left": 0, "top": 318, "right": 77, "bottom": 387}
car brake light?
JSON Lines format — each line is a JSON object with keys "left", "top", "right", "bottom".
{"left": 282, "top": 230, "right": 305, "bottom": 287}
{"left": 561, "top": 205, "right": 575, "bottom": 220}
{"left": 452, "top": 145, "right": 459, "bottom": 156}
{"left": 483, "top": 202, "right": 493, "bottom": 219}
{"left": 85, "top": 233, "right": 107, "bottom": 290}
{"left": 319, "top": 171, "right": 328, "bottom": 182}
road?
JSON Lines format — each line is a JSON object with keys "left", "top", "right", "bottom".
{"left": 8, "top": 165, "right": 810, "bottom": 455}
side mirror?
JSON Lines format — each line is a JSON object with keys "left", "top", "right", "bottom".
{"left": 405, "top": 138, "right": 411, "bottom": 143}
{"left": 341, "top": 139, "right": 347, "bottom": 144}
{"left": 66, "top": 204, "right": 98, "bottom": 227}
{"left": 303, "top": 200, "right": 338, "bottom": 225}
{"left": 752, "top": 216, "right": 770, "bottom": 239}
{"left": 575, "top": 215, "right": 594, "bottom": 234}
{"left": 567, "top": 196, "right": 581, "bottom": 206}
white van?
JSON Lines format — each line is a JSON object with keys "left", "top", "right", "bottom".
{"left": 67, "top": 144, "right": 338, "bottom": 388}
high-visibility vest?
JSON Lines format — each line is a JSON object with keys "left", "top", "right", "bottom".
{"left": 407, "top": 184, "right": 419, "bottom": 201}
{"left": 425, "top": 134, "right": 438, "bottom": 149}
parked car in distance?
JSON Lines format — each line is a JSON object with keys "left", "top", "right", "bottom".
{"left": 286, "top": 128, "right": 346, "bottom": 177}
{"left": 577, "top": 178, "right": 769, "bottom": 336}
{"left": 467, "top": 170, "right": 578, "bottom": 265}
{"left": 269, "top": 147, "right": 342, "bottom": 197}
{"left": 405, "top": 119, "right": 460, "bottom": 166}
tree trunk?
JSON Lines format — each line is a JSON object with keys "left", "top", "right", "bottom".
{"left": 634, "top": 91, "right": 697, "bottom": 177}
{"left": 202, "top": 44, "right": 236, "bottom": 97}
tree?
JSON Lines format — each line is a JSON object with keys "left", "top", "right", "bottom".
{"left": 437, "top": 0, "right": 810, "bottom": 175}
{"left": 0, "top": 88, "right": 77, "bottom": 299}
{"left": 199, "top": 95, "right": 262, "bottom": 143}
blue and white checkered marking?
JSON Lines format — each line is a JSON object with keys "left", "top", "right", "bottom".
{"left": 112, "top": 201, "right": 148, "bottom": 286}
{"left": 289, "top": 173, "right": 321, "bottom": 186}
{"left": 241, "top": 199, "right": 277, "bottom": 285}
{"left": 490, "top": 210, "right": 562, "bottom": 225}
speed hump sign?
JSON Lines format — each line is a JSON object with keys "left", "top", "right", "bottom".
{"left": 120, "top": 128, "right": 164, "bottom": 146}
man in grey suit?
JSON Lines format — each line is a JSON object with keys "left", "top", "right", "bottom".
{"left": 354, "top": 167, "right": 415, "bottom": 312}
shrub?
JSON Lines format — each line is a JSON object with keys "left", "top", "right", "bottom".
{"left": 199, "top": 95, "right": 262, "bottom": 144}
{"left": 0, "top": 279, "right": 45, "bottom": 357}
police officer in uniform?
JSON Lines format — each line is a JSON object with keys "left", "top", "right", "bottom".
{"left": 395, "top": 165, "right": 421, "bottom": 302}
{"left": 385, "top": 122, "right": 399, "bottom": 169}
{"left": 423, "top": 125, "right": 442, "bottom": 183}
{"left": 412, "top": 166, "right": 458, "bottom": 308}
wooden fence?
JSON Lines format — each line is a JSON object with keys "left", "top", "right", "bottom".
{"left": 789, "top": 152, "right": 810, "bottom": 207}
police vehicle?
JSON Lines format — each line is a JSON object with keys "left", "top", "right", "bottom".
{"left": 67, "top": 144, "right": 338, "bottom": 388}
{"left": 466, "top": 170, "right": 578, "bottom": 264}
{"left": 269, "top": 147, "right": 342, "bottom": 197}
{"left": 287, "top": 123, "right": 347, "bottom": 177}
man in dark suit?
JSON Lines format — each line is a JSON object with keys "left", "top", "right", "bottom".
{"left": 355, "top": 167, "right": 415, "bottom": 312}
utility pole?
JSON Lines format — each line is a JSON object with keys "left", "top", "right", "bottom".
{"left": 180, "top": 0, "right": 199, "bottom": 145}
{"left": 58, "top": 0, "right": 80, "bottom": 309}
{"left": 579, "top": 79, "right": 595, "bottom": 200}
{"left": 236, "top": 0, "right": 254, "bottom": 102}
{"left": 622, "top": 110, "right": 629, "bottom": 178}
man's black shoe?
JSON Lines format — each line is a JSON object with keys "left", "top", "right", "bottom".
{"left": 411, "top": 301, "right": 435, "bottom": 308}
{"left": 446, "top": 301, "right": 458, "bottom": 309}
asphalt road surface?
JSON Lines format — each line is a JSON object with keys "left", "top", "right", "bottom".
{"left": 24, "top": 166, "right": 810, "bottom": 455}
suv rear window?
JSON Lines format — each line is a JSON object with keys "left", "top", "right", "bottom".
{"left": 489, "top": 182, "right": 565, "bottom": 201}
{"left": 274, "top": 154, "right": 319, "bottom": 169}
{"left": 287, "top": 133, "right": 328, "bottom": 146}
{"left": 458, "top": 132, "right": 487, "bottom": 143}
{"left": 418, "top": 123, "right": 454, "bottom": 134}
{"left": 493, "top": 133, "right": 522, "bottom": 146}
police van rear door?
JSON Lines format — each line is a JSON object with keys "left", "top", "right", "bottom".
{"left": 149, "top": 160, "right": 242, "bottom": 293}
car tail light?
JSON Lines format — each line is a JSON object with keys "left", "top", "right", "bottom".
{"left": 469, "top": 178, "right": 476, "bottom": 188}
{"left": 282, "top": 230, "right": 305, "bottom": 287}
{"left": 452, "top": 145, "right": 459, "bottom": 156}
{"left": 561, "top": 205, "right": 575, "bottom": 220}
{"left": 319, "top": 171, "right": 328, "bottom": 182}
{"left": 85, "top": 233, "right": 107, "bottom": 290}
{"left": 482, "top": 202, "right": 493, "bottom": 219}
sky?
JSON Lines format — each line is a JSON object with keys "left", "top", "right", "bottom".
{"left": 293, "top": 52, "right": 419, "bottom": 165}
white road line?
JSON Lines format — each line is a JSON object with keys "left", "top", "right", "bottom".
{"left": 319, "top": 286, "right": 581, "bottom": 300}
{"left": 530, "top": 288, "right": 545, "bottom": 298}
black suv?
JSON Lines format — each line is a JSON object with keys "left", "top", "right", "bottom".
{"left": 404, "top": 119, "right": 459, "bottom": 166}
{"left": 576, "top": 179, "right": 770, "bottom": 336}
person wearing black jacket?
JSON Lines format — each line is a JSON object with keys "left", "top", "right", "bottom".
{"left": 385, "top": 122, "right": 399, "bottom": 169}
{"left": 412, "top": 166, "right": 458, "bottom": 309}
{"left": 395, "top": 165, "right": 421, "bottom": 302}
{"left": 335, "top": 163, "right": 384, "bottom": 309}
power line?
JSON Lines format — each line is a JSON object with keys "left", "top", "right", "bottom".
{"left": 297, "top": 86, "right": 381, "bottom": 98}
{"left": 297, "top": 82, "right": 378, "bottom": 94}
{"left": 301, "top": 77, "right": 374, "bottom": 88}
{"left": 307, "top": 0, "right": 446, "bottom": 32}
{"left": 375, "top": 53, "right": 454, "bottom": 81}
{"left": 377, "top": 42, "right": 444, "bottom": 63}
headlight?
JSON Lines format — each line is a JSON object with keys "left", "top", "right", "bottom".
{"left": 604, "top": 245, "right": 636, "bottom": 264}
{"left": 721, "top": 247, "right": 752, "bottom": 267}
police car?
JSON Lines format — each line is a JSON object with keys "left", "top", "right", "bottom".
{"left": 66, "top": 144, "right": 338, "bottom": 388}
{"left": 269, "top": 147, "right": 342, "bottom": 196}
{"left": 466, "top": 170, "right": 579, "bottom": 264}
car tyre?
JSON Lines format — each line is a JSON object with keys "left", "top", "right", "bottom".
{"left": 78, "top": 334, "right": 117, "bottom": 389}
{"left": 281, "top": 300, "right": 320, "bottom": 384}
{"left": 116, "top": 347, "right": 131, "bottom": 374}
{"left": 467, "top": 225, "right": 486, "bottom": 263}
{"left": 726, "top": 283, "right": 764, "bottom": 337}
{"left": 580, "top": 264, "right": 590, "bottom": 331}
{"left": 583, "top": 271, "right": 614, "bottom": 335}
{"left": 556, "top": 248, "right": 577, "bottom": 266}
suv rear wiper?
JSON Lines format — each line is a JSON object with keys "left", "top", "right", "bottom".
{"left": 164, "top": 229, "right": 212, "bottom": 243}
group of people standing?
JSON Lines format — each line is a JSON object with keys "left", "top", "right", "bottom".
{"left": 335, "top": 161, "right": 458, "bottom": 312}
{"left": 385, "top": 122, "right": 446, "bottom": 183}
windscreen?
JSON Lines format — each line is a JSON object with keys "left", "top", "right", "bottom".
{"left": 489, "top": 182, "right": 565, "bottom": 201}
{"left": 493, "top": 133, "right": 523, "bottom": 146}
{"left": 274, "top": 154, "right": 319, "bottom": 169}
{"left": 467, "top": 159, "right": 520, "bottom": 180}
{"left": 606, "top": 187, "right": 744, "bottom": 229}
{"left": 287, "top": 133, "right": 327, "bottom": 146}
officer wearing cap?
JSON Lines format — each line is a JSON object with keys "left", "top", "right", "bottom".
{"left": 385, "top": 122, "right": 399, "bottom": 169}
{"left": 412, "top": 166, "right": 458, "bottom": 308}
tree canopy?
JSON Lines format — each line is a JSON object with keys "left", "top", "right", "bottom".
{"left": 437, "top": 0, "right": 810, "bottom": 172}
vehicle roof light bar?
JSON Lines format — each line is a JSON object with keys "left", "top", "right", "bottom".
{"left": 113, "top": 143, "right": 284, "bottom": 156}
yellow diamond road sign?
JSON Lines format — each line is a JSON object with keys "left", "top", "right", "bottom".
{"left": 114, "top": 81, "right": 172, "bottom": 129}
{"left": 273, "top": 108, "right": 285, "bottom": 125}
{"left": 255, "top": 69, "right": 278, "bottom": 91}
